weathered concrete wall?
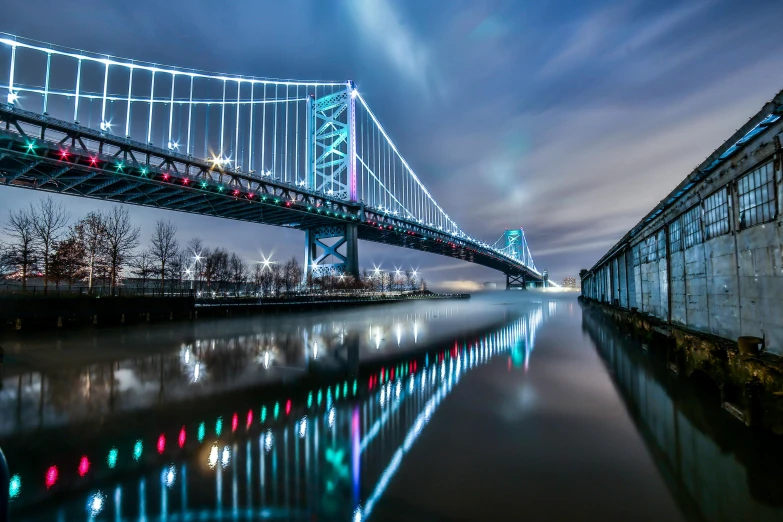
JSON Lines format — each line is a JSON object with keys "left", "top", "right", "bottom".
{"left": 582, "top": 89, "right": 783, "bottom": 355}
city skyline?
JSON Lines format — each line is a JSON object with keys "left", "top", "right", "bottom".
{"left": 2, "top": 0, "right": 783, "bottom": 290}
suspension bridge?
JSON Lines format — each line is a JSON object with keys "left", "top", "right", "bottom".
{"left": 0, "top": 34, "right": 546, "bottom": 288}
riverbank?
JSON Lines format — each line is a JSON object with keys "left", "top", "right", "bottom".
{"left": 578, "top": 296, "right": 783, "bottom": 434}
{"left": 0, "top": 293, "right": 470, "bottom": 332}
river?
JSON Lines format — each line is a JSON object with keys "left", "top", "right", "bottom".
{"left": 1, "top": 291, "right": 781, "bottom": 521}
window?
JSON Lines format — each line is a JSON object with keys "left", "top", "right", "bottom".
{"left": 737, "top": 162, "right": 776, "bottom": 229}
{"left": 703, "top": 188, "right": 730, "bottom": 239}
{"left": 641, "top": 235, "right": 656, "bottom": 263}
{"left": 682, "top": 205, "right": 702, "bottom": 248}
{"left": 632, "top": 244, "right": 640, "bottom": 266}
{"left": 669, "top": 218, "right": 682, "bottom": 253}
{"left": 657, "top": 229, "right": 666, "bottom": 260}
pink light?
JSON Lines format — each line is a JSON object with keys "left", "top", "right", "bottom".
{"left": 183, "top": 178, "right": 189, "bottom": 185}
{"left": 157, "top": 434, "right": 166, "bottom": 454}
{"left": 178, "top": 427, "right": 186, "bottom": 448}
{"left": 247, "top": 193, "right": 254, "bottom": 198}
{"left": 285, "top": 400, "right": 291, "bottom": 416}
{"left": 59, "top": 150, "right": 68, "bottom": 160}
{"left": 233, "top": 190, "right": 239, "bottom": 196}
{"left": 163, "top": 173, "right": 169, "bottom": 181}
{"left": 78, "top": 456, "right": 90, "bottom": 477}
{"left": 231, "top": 413, "right": 238, "bottom": 433}
{"left": 89, "top": 157, "right": 98, "bottom": 166}
{"left": 246, "top": 409, "right": 253, "bottom": 428}
{"left": 45, "top": 466, "right": 58, "bottom": 488}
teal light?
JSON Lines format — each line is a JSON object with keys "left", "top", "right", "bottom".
{"left": 133, "top": 440, "right": 143, "bottom": 461}
{"left": 307, "top": 392, "right": 313, "bottom": 408}
{"left": 216, "top": 417, "right": 223, "bottom": 436}
{"left": 201, "top": 181, "right": 207, "bottom": 188}
{"left": 261, "top": 406, "right": 267, "bottom": 424}
{"left": 115, "top": 161, "right": 124, "bottom": 172}
{"left": 352, "top": 380, "right": 357, "bottom": 396}
{"left": 274, "top": 198, "right": 280, "bottom": 204}
{"left": 317, "top": 389, "right": 323, "bottom": 406}
{"left": 218, "top": 185, "right": 224, "bottom": 192}
{"left": 9, "top": 474, "right": 21, "bottom": 499}
{"left": 198, "top": 422, "right": 206, "bottom": 443}
{"left": 140, "top": 168, "right": 148, "bottom": 177}
{"left": 343, "top": 381, "right": 348, "bottom": 396}
{"left": 274, "top": 402, "right": 280, "bottom": 420}
{"left": 335, "top": 385, "right": 340, "bottom": 400}
{"left": 107, "top": 448, "right": 118, "bottom": 469}
{"left": 25, "top": 141, "right": 35, "bottom": 153}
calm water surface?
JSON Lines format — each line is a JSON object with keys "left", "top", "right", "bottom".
{"left": 1, "top": 292, "right": 781, "bottom": 521}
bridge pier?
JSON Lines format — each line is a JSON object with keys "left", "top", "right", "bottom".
{"left": 304, "top": 223, "right": 359, "bottom": 280}
{"left": 506, "top": 273, "right": 527, "bottom": 290}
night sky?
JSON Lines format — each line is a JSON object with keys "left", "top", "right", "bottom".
{"left": 2, "top": 0, "right": 783, "bottom": 290}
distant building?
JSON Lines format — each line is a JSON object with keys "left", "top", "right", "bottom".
{"left": 483, "top": 282, "right": 497, "bottom": 289}
{"left": 562, "top": 277, "right": 577, "bottom": 288}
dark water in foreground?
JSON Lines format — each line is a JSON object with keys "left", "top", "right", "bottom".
{"left": 1, "top": 292, "right": 782, "bottom": 521}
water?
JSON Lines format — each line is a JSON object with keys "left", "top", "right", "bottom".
{"left": 1, "top": 292, "right": 781, "bottom": 521}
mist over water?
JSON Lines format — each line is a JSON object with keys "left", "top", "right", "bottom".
{"left": 1, "top": 291, "right": 780, "bottom": 521}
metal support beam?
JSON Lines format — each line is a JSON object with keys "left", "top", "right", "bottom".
{"left": 304, "top": 223, "right": 358, "bottom": 279}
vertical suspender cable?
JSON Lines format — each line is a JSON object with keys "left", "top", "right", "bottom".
{"left": 219, "top": 79, "right": 226, "bottom": 157}
{"left": 74, "top": 59, "right": 82, "bottom": 122}
{"left": 125, "top": 65, "right": 133, "bottom": 137}
{"left": 146, "top": 70, "right": 155, "bottom": 144}
{"left": 186, "top": 75, "right": 193, "bottom": 155}
{"left": 248, "top": 82, "right": 254, "bottom": 171}
{"left": 43, "top": 52, "right": 51, "bottom": 113}
{"left": 235, "top": 80, "right": 241, "bottom": 168}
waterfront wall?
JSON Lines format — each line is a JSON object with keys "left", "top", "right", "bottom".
{"left": 581, "top": 89, "right": 783, "bottom": 355}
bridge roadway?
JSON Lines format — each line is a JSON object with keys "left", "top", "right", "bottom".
{"left": 0, "top": 104, "right": 541, "bottom": 283}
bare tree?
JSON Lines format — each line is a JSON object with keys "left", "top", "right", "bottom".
{"left": 78, "top": 211, "right": 108, "bottom": 293}
{"left": 149, "top": 219, "right": 178, "bottom": 294}
{"left": 229, "top": 253, "right": 248, "bottom": 295}
{"left": 104, "top": 206, "right": 141, "bottom": 294}
{"left": 129, "top": 250, "right": 155, "bottom": 294}
{"left": 30, "top": 196, "right": 70, "bottom": 293}
{"left": 5, "top": 208, "right": 37, "bottom": 290}
{"left": 49, "top": 227, "right": 88, "bottom": 290}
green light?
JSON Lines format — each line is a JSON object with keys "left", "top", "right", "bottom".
{"left": 327, "top": 388, "right": 333, "bottom": 406}
{"left": 133, "top": 440, "right": 143, "bottom": 461}
{"left": 274, "top": 198, "right": 280, "bottom": 204}
{"left": 107, "top": 448, "right": 118, "bottom": 469}
{"left": 317, "top": 389, "right": 323, "bottom": 406}
{"left": 343, "top": 381, "right": 348, "bottom": 396}
{"left": 201, "top": 181, "right": 207, "bottom": 188}
{"left": 218, "top": 185, "right": 224, "bottom": 192}
{"left": 140, "top": 168, "right": 148, "bottom": 177}
{"left": 274, "top": 402, "right": 280, "bottom": 420}
{"left": 335, "top": 385, "right": 340, "bottom": 400}
{"left": 307, "top": 392, "right": 313, "bottom": 408}
{"left": 352, "top": 380, "right": 357, "bottom": 395}
{"left": 216, "top": 417, "right": 223, "bottom": 436}
{"left": 198, "top": 422, "right": 206, "bottom": 443}
{"left": 26, "top": 141, "right": 35, "bottom": 152}
{"left": 9, "top": 474, "right": 21, "bottom": 499}
{"left": 116, "top": 162, "right": 124, "bottom": 172}
{"left": 261, "top": 406, "right": 267, "bottom": 424}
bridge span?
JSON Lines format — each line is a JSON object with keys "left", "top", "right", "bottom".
{"left": 0, "top": 34, "right": 546, "bottom": 287}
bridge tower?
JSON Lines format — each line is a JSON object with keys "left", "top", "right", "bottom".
{"left": 303, "top": 81, "right": 359, "bottom": 280}
{"left": 503, "top": 228, "right": 533, "bottom": 290}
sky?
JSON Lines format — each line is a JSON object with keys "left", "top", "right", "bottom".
{"left": 2, "top": 0, "right": 783, "bottom": 290}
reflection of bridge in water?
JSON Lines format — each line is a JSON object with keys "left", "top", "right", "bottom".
{"left": 0, "top": 306, "right": 465, "bottom": 436}
{"left": 581, "top": 307, "right": 783, "bottom": 522}
{"left": 6, "top": 304, "right": 549, "bottom": 520}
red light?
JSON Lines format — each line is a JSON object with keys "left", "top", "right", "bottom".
{"left": 234, "top": 190, "right": 239, "bottom": 196}
{"left": 369, "top": 376, "right": 373, "bottom": 390}
{"left": 78, "top": 456, "right": 90, "bottom": 477}
{"left": 231, "top": 413, "right": 238, "bottom": 433}
{"left": 89, "top": 157, "right": 98, "bottom": 166}
{"left": 157, "top": 434, "right": 166, "bottom": 454}
{"left": 414, "top": 361, "right": 417, "bottom": 372}
{"left": 391, "top": 367, "right": 395, "bottom": 380}
{"left": 248, "top": 193, "right": 254, "bottom": 198}
{"left": 59, "top": 150, "right": 68, "bottom": 160}
{"left": 163, "top": 173, "right": 169, "bottom": 181}
{"left": 45, "top": 466, "right": 58, "bottom": 488}
{"left": 285, "top": 202, "right": 291, "bottom": 207}
{"left": 285, "top": 400, "right": 291, "bottom": 415}
{"left": 183, "top": 178, "right": 189, "bottom": 185}
{"left": 246, "top": 409, "right": 253, "bottom": 428}
{"left": 178, "top": 427, "right": 186, "bottom": 448}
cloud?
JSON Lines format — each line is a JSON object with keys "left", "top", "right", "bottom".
{"left": 345, "top": 0, "right": 436, "bottom": 96}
